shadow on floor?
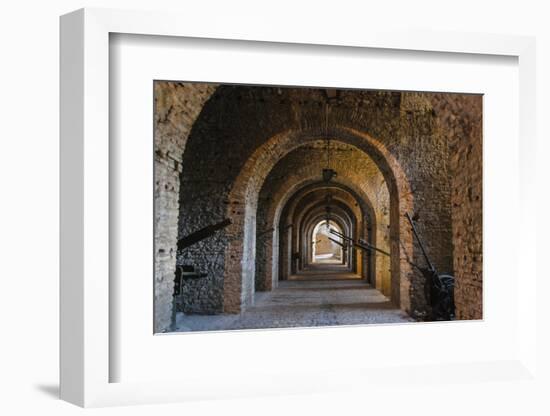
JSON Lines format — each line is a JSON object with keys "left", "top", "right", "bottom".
{"left": 34, "top": 383, "right": 59, "bottom": 399}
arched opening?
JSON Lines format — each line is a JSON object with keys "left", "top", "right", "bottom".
{"left": 225, "top": 130, "right": 405, "bottom": 313}
{"left": 311, "top": 220, "right": 344, "bottom": 264}
{"left": 300, "top": 203, "right": 354, "bottom": 270}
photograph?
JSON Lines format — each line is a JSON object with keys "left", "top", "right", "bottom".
{"left": 153, "top": 82, "right": 483, "bottom": 333}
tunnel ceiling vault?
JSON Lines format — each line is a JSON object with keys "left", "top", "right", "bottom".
{"left": 256, "top": 140, "right": 386, "bottom": 234}
{"left": 153, "top": 82, "right": 478, "bottom": 332}
{"left": 279, "top": 182, "right": 376, "bottom": 247}
{"left": 283, "top": 183, "right": 368, "bottom": 224}
{"left": 283, "top": 186, "right": 366, "bottom": 230}
{"left": 300, "top": 200, "right": 356, "bottom": 236}
{"left": 294, "top": 194, "right": 360, "bottom": 242}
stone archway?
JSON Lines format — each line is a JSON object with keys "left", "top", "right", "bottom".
{"left": 299, "top": 201, "right": 356, "bottom": 270}
{"left": 223, "top": 127, "right": 413, "bottom": 314}
{"left": 277, "top": 182, "right": 375, "bottom": 282}
{"left": 258, "top": 176, "right": 376, "bottom": 291}
{"left": 310, "top": 220, "right": 346, "bottom": 265}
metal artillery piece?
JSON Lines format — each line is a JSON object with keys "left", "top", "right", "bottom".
{"left": 177, "top": 218, "right": 232, "bottom": 252}
{"left": 327, "top": 237, "right": 348, "bottom": 253}
{"left": 329, "top": 214, "right": 455, "bottom": 321}
{"left": 329, "top": 229, "right": 390, "bottom": 257}
{"left": 173, "top": 218, "right": 232, "bottom": 296}
{"left": 405, "top": 213, "right": 455, "bottom": 321}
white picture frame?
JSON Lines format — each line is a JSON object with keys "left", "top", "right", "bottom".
{"left": 60, "top": 7, "right": 537, "bottom": 408}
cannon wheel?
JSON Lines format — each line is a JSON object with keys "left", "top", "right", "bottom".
{"left": 437, "top": 274, "right": 455, "bottom": 320}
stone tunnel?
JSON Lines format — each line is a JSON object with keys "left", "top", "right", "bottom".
{"left": 153, "top": 82, "right": 482, "bottom": 333}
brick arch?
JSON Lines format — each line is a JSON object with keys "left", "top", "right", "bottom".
{"left": 257, "top": 185, "right": 363, "bottom": 290}
{"left": 283, "top": 183, "right": 372, "bottom": 230}
{"left": 300, "top": 201, "right": 356, "bottom": 268}
{"left": 247, "top": 139, "right": 391, "bottom": 303}
{"left": 258, "top": 175, "right": 380, "bottom": 290}
{"left": 289, "top": 189, "right": 364, "bottom": 275}
{"left": 278, "top": 186, "right": 368, "bottom": 283}
{"left": 306, "top": 213, "right": 351, "bottom": 268}
{"left": 224, "top": 127, "right": 414, "bottom": 313}
{"left": 280, "top": 183, "right": 376, "bottom": 279}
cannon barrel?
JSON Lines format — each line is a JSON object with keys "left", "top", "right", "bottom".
{"left": 329, "top": 229, "right": 390, "bottom": 256}
{"left": 329, "top": 229, "right": 353, "bottom": 241}
{"left": 177, "top": 218, "right": 232, "bottom": 252}
{"left": 358, "top": 238, "right": 391, "bottom": 257}
{"left": 405, "top": 212, "right": 455, "bottom": 320}
{"left": 328, "top": 237, "right": 347, "bottom": 249}
{"left": 405, "top": 212, "right": 435, "bottom": 272}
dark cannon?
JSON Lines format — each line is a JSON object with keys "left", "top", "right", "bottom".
{"left": 405, "top": 213, "right": 455, "bottom": 321}
{"left": 173, "top": 218, "right": 232, "bottom": 296}
{"left": 177, "top": 218, "right": 232, "bottom": 252}
{"left": 329, "top": 214, "right": 455, "bottom": 321}
{"left": 329, "top": 229, "right": 390, "bottom": 257}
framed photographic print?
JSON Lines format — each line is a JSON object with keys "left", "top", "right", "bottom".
{"left": 60, "top": 8, "right": 538, "bottom": 408}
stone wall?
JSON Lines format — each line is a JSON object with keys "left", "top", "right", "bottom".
{"left": 154, "top": 81, "right": 216, "bottom": 331}
{"left": 398, "top": 93, "right": 455, "bottom": 318}
{"left": 429, "top": 94, "right": 483, "bottom": 320}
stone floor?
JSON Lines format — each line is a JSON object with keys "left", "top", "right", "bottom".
{"left": 174, "top": 265, "right": 413, "bottom": 332}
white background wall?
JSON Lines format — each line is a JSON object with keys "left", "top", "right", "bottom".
{"left": 0, "top": 0, "right": 548, "bottom": 414}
